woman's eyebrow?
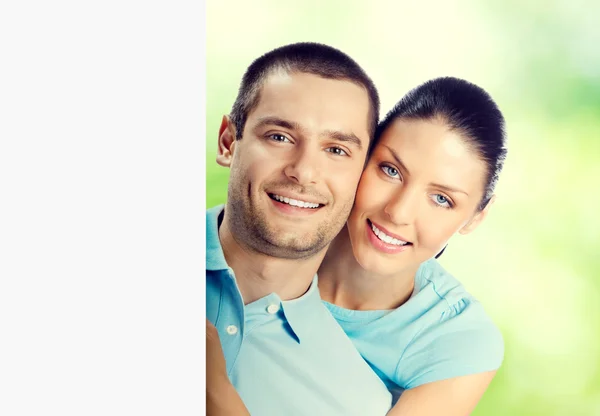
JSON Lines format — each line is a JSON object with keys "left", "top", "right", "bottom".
{"left": 430, "top": 183, "right": 469, "bottom": 196}
{"left": 382, "top": 144, "right": 410, "bottom": 174}
{"left": 381, "top": 144, "right": 469, "bottom": 195}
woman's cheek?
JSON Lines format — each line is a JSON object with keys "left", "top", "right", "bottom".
{"left": 356, "top": 170, "right": 381, "bottom": 206}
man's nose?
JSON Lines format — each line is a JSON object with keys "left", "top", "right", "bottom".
{"left": 283, "top": 144, "right": 320, "bottom": 185}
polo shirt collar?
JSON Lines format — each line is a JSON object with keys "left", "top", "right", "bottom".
{"left": 207, "top": 204, "right": 323, "bottom": 343}
{"left": 206, "top": 205, "right": 228, "bottom": 271}
{"left": 280, "top": 275, "right": 322, "bottom": 343}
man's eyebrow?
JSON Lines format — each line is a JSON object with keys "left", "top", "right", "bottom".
{"left": 323, "top": 130, "right": 363, "bottom": 150}
{"left": 254, "top": 116, "right": 301, "bottom": 131}
{"left": 382, "top": 144, "right": 469, "bottom": 195}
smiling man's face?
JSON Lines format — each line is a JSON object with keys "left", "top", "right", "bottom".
{"left": 218, "top": 71, "right": 371, "bottom": 259}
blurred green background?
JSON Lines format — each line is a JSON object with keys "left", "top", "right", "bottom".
{"left": 206, "top": 1, "right": 600, "bottom": 414}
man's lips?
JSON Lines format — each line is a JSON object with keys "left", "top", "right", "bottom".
{"left": 267, "top": 192, "right": 326, "bottom": 216}
{"left": 267, "top": 192, "right": 325, "bottom": 209}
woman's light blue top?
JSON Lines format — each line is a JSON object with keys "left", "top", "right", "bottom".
{"left": 324, "top": 258, "right": 504, "bottom": 402}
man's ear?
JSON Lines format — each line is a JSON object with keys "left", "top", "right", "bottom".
{"left": 216, "top": 115, "right": 237, "bottom": 167}
{"left": 459, "top": 195, "right": 496, "bottom": 235}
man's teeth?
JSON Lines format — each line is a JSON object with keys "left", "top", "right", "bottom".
{"left": 272, "top": 194, "right": 320, "bottom": 209}
{"left": 371, "top": 223, "right": 408, "bottom": 246}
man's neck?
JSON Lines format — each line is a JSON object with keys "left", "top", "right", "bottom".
{"left": 218, "top": 212, "right": 326, "bottom": 305}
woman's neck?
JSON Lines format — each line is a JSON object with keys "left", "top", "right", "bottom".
{"left": 318, "top": 226, "right": 418, "bottom": 311}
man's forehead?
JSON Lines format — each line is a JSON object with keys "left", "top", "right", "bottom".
{"left": 248, "top": 71, "right": 371, "bottom": 134}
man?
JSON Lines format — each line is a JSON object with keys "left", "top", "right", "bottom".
{"left": 206, "top": 43, "right": 392, "bottom": 415}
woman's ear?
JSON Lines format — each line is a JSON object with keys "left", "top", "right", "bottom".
{"left": 459, "top": 195, "right": 496, "bottom": 235}
{"left": 216, "top": 115, "right": 237, "bottom": 167}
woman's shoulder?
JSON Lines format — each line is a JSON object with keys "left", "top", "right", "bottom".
{"left": 410, "top": 259, "right": 502, "bottom": 347}
{"left": 414, "top": 258, "right": 484, "bottom": 313}
{"left": 393, "top": 258, "right": 504, "bottom": 388}
{"left": 413, "top": 257, "right": 500, "bottom": 329}
{"left": 415, "top": 258, "right": 464, "bottom": 299}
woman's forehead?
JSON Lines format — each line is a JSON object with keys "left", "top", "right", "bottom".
{"left": 378, "top": 119, "right": 476, "bottom": 161}
{"left": 374, "top": 118, "right": 488, "bottom": 190}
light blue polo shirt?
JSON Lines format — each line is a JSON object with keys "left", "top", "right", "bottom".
{"left": 206, "top": 206, "right": 392, "bottom": 416}
{"left": 324, "top": 258, "right": 504, "bottom": 403}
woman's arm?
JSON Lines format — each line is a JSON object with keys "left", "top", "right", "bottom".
{"left": 206, "top": 319, "right": 251, "bottom": 416}
{"left": 386, "top": 371, "right": 497, "bottom": 416}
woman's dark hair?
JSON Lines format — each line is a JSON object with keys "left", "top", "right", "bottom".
{"left": 230, "top": 42, "right": 380, "bottom": 141}
{"left": 375, "top": 77, "right": 507, "bottom": 211}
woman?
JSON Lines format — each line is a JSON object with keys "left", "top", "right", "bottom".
{"left": 208, "top": 76, "right": 507, "bottom": 415}
{"left": 317, "top": 76, "right": 507, "bottom": 415}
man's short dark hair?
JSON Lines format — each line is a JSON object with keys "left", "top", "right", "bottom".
{"left": 230, "top": 42, "right": 380, "bottom": 143}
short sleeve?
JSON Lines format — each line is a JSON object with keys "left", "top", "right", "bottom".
{"left": 394, "top": 297, "right": 504, "bottom": 389}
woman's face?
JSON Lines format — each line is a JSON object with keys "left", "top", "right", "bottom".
{"left": 347, "top": 117, "right": 492, "bottom": 276}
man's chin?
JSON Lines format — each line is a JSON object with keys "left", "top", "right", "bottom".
{"left": 257, "top": 233, "right": 327, "bottom": 259}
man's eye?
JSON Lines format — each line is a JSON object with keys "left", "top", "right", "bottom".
{"left": 326, "top": 147, "right": 348, "bottom": 156}
{"left": 268, "top": 134, "right": 291, "bottom": 143}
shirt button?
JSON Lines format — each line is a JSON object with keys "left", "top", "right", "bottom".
{"left": 266, "top": 304, "right": 280, "bottom": 314}
{"left": 226, "top": 325, "right": 238, "bottom": 335}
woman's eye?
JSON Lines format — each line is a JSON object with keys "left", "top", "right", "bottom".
{"left": 381, "top": 165, "right": 399, "bottom": 178}
{"left": 326, "top": 147, "right": 348, "bottom": 156}
{"left": 268, "top": 134, "right": 291, "bottom": 143}
{"left": 431, "top": 194, "right": 452, "bottom": 208}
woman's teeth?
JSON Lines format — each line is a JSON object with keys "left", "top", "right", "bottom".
{"left": 371, "top": 223, "right": 408, "bottom": 246}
